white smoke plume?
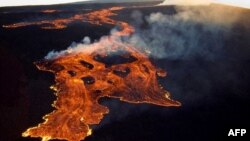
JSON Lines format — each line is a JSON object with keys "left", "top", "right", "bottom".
{"left": 127, "top": 5, "right": 244, "bottom": 60}
{"left": 45, "top": 35, "right": 116, "bottom": 59}
{"left": 45, "top": 2, "right": 245, "bottom": 61}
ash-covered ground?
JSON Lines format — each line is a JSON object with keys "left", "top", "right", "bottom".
{"left": 0, "top": 1, "right": 249, "bottom": 141}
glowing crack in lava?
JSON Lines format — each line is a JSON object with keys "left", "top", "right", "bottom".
{"left": 17, "top": 7, "right": 181, "bottom": 141}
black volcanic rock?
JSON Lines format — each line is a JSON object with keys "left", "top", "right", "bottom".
{"left": 0, "top": 2, "right": 249, "bottom": 141}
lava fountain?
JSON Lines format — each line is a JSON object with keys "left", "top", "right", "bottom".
{"left": 6, "top": 6, "right": 181, "bottom": 141}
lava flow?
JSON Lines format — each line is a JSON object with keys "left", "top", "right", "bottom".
{"left": 2, "top": 6, "right": 133, "bottom": 33}
{"left": 41, "top": 9, "right": 60, "bottom": 13}
{"left": 20, "top": 7, "right": 181, "bottom": 141}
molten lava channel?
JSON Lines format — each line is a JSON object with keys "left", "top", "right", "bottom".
{"left": 16, "top": 6, "right": 181, "bottom": 141}
{"left": 2, "top": 6, "right": 133, "bottom": 34}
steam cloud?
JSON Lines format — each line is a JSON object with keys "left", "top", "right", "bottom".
{"left": 46, "top": 5, "right": 239, "bottom": 60}
{"left": 127, "top": 5, "right": 241, "bottom": 60}
{"left": 45, "top": 1, "right": 244, "bottom": 61}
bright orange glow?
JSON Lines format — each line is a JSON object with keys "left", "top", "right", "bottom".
{"left": 2, "top": 7, "right": 134, "bottom": 35}
{"left": 41, "top": 9, "right": 59, "bottom": 13}
{"left": 19, "top": 7, "right": 181, "bottom": 141}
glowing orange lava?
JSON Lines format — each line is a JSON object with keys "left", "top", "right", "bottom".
{"left": 41, "top": 9, "right": 59, "bottom": 13}
{"left": 2, "top": 6, "right": 134, "bottom": 34}
{"left": 19, "top": 6, "right": 181, "bottom": 141}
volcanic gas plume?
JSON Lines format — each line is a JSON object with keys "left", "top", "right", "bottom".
{"left": 8, "top": 6, "right": 181, "bottom": 141}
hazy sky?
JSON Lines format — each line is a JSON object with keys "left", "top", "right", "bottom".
{"left": 0, "top": 0, "right": 158, "bottom": 7}
{"left": 160, "top": 0, "right": 250, "bottom": 8}
{"left": 0, "top": 0, "right": 90, "bottom": 7}
{"left": 0, "top": 0, "right": 137, "bottom": 7}
{"left": 0, "top": 0, "right": 250, "bottom": 8}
